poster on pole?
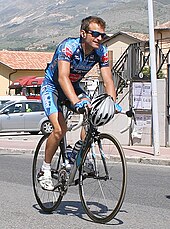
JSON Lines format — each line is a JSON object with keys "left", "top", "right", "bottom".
{"left": 132, "top": 82, "right": 151, "bottom": 110}
{"left": 132, "top": 113, "right": 152, "bottom": 145}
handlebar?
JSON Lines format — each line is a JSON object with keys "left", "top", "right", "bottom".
{"left": 67, "top": 107, "right": 136, "bottom": 133}
{"left": 75, "top": 106, "right": 89, "bottom": 114}
{"left": 71, "top": 114, "right": 84, "bottom": 131}
{"left": 120, "top": 107, "right": 136, "bottom": 133}
{"left": 66, "top": 103, "right": 89, "bottom": 131}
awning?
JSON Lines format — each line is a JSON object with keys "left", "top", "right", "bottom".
{"left": 26, "top": 76, "right": 44, "bottom": 87}
{"left": 9, "top": 76, "right": 44, "bottom": 89}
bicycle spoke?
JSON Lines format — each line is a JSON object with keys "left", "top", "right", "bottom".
{"left": 79, "top": 133, "right": 127, "bottom": 223}
{"left": 97, "top": 179, "right": 108, "bottom": 207}
{"left": 32, "top": 135, "right": 63, "bottom": 212}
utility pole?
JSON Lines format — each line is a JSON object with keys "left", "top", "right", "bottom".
{"left": 148, "top": 0, "right": 160, "bottom": 155}
{"left": 168, "top": 59, "right": 170, "bottom": 146}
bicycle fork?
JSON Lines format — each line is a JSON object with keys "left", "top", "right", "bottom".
{"left": 97, "top": 138, "right": 110, "bottom": 180}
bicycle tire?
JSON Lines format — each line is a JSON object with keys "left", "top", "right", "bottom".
{"left": 32, "top": 134, "right": 63, "bottom": 212}
{"left": 79, "top": 133, "right": 127, "bottom": 224}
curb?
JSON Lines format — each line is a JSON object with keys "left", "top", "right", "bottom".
{"left": 125, "top": 156, "right": 170, "bottom": 166}
{"left": 1, "top": 148, "right": 170, "bottom": 166}
{"left": 0, "top": 148, "right": 34, "bottom": 155}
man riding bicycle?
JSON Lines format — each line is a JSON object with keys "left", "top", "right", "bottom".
{"left": 38, "top": 15, "right": 121, "bottom": 191}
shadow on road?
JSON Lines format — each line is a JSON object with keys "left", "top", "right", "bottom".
{"left": 33, "top": 200, "right": 125, "bottom": 226}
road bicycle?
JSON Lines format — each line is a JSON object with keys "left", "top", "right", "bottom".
{"left": 32, "top": 101, "right": 135, "bottom": 224}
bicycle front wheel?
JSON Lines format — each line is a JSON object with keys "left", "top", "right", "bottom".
{"left": 32, "top": 134, "right": 63, "bottom": 213}
{"left": 79, "top": 133, "right": 127, "bottom": 224}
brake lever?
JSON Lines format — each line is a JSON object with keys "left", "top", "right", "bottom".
{"left": 76, "top": 104, "right": 89, "bottom": 114}
{"left": 126, "top": 107, "right": 136, "bottom": 124}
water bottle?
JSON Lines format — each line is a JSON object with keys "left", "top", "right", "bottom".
{"left": 65, "top": 145, "right": 72, "bottom": 160}
{"left": 65, "top": 145, "right": 73, "bottom": 171}
{"left": 64, "top": 159, "right": 72, "bottom": 172}
{"left": 70, "top": 140, "right": 83, "bottom": 163}
{"left": 65, "top": 140, "right": 83, "bottom": 165}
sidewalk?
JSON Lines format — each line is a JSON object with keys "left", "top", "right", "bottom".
{"left": 0, "top": 134, "right": 170, "bottom": 166}
{"left": 123, "top": 145, "right": 170, "bottom": 166}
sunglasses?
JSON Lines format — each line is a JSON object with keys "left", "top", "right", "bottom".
{"left": 87, "top": 30, "right": 107, "bottom": 39}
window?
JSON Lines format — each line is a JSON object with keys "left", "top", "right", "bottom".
{"left": 26, "top": 102, "right": 44, "bottom": 112}
{"left": 5, "top": 103, "right": 23, "bottom": 113}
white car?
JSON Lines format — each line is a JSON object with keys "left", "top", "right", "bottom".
{"left": 0, "top": 100, "right": 53, "bottom": 135}
{"left": 0, "top": 95, "right": 27, "bottom": 106}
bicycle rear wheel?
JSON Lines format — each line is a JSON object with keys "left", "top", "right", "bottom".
{"left": 79, "top": 133, "right": 127, "bottom": 223}
{"left": 32, "top": 134, "right": 63, "bottom": 212}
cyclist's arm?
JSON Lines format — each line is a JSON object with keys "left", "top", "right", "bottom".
{"left": 100, "top": 66, "right": 116, "bottom": 102}
{"left": 58, "top": 60, "right": 80, "bottom": 105}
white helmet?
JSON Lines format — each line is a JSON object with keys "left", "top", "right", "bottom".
{"left": 89, "top": 93, "right": 115, "bottom": 126}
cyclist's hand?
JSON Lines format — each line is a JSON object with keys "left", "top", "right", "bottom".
{"left": 74, "top": 100, "right": 91, "bottom": 114}
{"left": 115, "top": 103, "right": 122, "bottom": 113}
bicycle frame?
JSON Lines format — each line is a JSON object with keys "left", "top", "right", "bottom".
{"left": 58, "top": 103, "right": 102, "bottom": 186}
{"left": 58, "top": 102, "right": 134, "bottom": 187}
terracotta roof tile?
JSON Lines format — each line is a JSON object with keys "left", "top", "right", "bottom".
{"left": 121, "top": 31, "right": 149, "bottom": 41}
{"left": 104, "top": 31, "right": 149, "bottom": 43}
{"left": 155, "top": 21, "right": 170, "bottom": 30}
{"left": 0, "top": 50, "right": 53, "bottom": 70}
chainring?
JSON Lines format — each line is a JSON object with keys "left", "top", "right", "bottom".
{"left": 58, "top": 168, "right": 69, "bottom": 196}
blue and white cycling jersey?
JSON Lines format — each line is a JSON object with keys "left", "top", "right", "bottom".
{"left": 45, "top": 37, "right": 109, "bottom": 86}
{"left": 41, "top": 37, "right": 110, "bottom": 116}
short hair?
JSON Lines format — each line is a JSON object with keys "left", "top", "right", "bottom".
{"left": 80, "top": 16, "right": 106, "bottom": 31}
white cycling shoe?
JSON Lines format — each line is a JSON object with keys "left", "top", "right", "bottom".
{"left": 37, "top": 170, "right": 54, "bottom": 191}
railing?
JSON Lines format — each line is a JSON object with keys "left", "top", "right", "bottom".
{"left": 112, "top": 42, "right": 170, "bottom": 96}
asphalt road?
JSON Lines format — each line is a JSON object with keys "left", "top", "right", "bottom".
{"left": 0, "top": 152, "right": 170, "bottom": 229}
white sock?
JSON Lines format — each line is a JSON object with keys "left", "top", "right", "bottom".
{"left": 42, "top": 161, "right": 51, "bottom": 171}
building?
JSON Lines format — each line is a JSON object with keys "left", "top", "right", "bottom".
{"left": 0, "top": 50, "right": 53, "bottom": 95}
{"left": 155, "top": 21, "right": 170, "bottom": 54}
{"left": 154, "top": 21, "right": 170, "bottom": 75}
{"left": 104, "top": 31, "right": 149, "bottom": 66}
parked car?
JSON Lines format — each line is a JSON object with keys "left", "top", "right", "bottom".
{"left": 0, "top": 100, "right": 53, "bottom": 135}
{"left": 0, "top": 95, "right": 27, "bottom": 108}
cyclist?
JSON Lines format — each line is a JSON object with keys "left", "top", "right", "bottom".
{"left": 38, "top": 15, "right": 122, "bottom": 191}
